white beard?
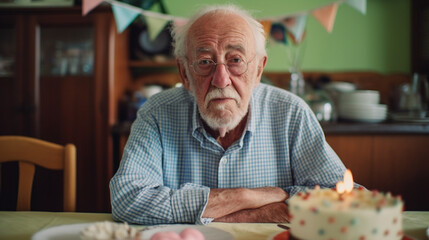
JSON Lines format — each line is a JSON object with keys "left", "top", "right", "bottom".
{"left": 185, "top": 67, "right": 248, "bottom": 132}
{"left": 200, "top": 87, "right": 247, "bottom": 132}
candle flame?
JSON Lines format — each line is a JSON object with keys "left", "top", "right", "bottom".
{"left": 336, "top": 169, "right": 354, "bottom": 194}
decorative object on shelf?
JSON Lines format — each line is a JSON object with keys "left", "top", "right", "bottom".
{"left": 130, "top": 21, "right": 173, "bottom": 61}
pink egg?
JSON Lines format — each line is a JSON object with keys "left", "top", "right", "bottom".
{"left": 150, "top": 231, "right": 182, "bottom": 240}
{"left": 180, "top": 228, "right": 205, "bottom": 240}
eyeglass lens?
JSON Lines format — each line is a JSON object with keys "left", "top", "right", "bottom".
{"left": 193, "top": 58, "right": 248, "bottom": 76}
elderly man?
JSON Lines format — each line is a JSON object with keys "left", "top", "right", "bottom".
{"left": 110, "top": 4, "right": 347, "bottom": 225}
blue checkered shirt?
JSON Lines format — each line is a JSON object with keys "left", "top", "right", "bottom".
{"left": 110, "top": 83, "right": 346, "bottom": 225}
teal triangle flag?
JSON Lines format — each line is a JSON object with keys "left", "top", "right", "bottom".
{"left": 112, "top": 3, "right": 141, "bottom": 33}
{"left": 145, "top": 15, "right": 170, "bottom": 41}
{"left": 345, "top": 0, "right": 366, "bottom": 14}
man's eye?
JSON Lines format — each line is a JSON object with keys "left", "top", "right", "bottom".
{"left": 228, "top": 58, "right": 243, "bottom": 64}
{"left": 198, "top": 59, "right": 212, "bottom": 65}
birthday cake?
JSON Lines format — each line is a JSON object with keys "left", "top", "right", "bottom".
{"left": 288, "top": 186, "right": 404, "bottom": 240}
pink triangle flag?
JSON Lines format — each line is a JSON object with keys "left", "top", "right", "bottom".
{"left": 173, "top": 18, "right": 188, "bottom": 28}
{"left": 311, "top": 3, "right": 339, "bottom": 33}
{"left": 82, "top": 0, "right": 103, "bottom": 16}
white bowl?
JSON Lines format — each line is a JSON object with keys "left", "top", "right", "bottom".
{"left": 323, "top": 82, "right": 356, "bottom": 92}
{"left": 338, "top": 103, "right": 387, "bottom": 121}
{"left": 339, "top": 90, "right": 380, "bottom": 104}
{"left": 339, "top": 103, "right": 387, "bottom": 112}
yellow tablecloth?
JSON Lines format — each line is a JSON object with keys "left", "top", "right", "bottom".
{"left": 0, "top": 211, "right": 428, "bottom": 240}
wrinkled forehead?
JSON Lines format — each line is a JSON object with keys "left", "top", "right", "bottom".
{"left": 186, "top": 12, "right": 255, "bottom": 57}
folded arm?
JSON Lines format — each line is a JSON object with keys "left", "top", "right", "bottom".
{"left": 202, "top": 187, "right": 289, "bottom": 222}
{"left": 213, "top": 202, "right": 289, "bottom": 223}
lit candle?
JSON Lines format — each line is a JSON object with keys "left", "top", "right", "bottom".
{"left": 336, "top": 169, "right": 354, "bottom": 196}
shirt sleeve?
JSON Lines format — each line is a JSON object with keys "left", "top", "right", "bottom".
{"left": 286, "top": 102, "right": 348, "bottom": 196}
{"left": 109, "top": 109, "right": 210, "bottom": 225}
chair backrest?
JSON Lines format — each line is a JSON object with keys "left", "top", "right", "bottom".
{"left": 0, "top": 136, "right": 76, "bottom": 212}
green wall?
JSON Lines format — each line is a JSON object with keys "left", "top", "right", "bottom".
{"left": 163, "top": 0, "right": 411, "bottom": 74}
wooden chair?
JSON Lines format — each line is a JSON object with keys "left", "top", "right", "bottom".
{"left": 0, "top": 136, "right": 76, "bottom": 212}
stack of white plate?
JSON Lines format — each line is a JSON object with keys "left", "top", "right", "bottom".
{"left": 338, "top": 90, "right": 387, "bottom": 123}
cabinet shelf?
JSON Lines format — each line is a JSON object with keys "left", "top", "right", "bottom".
{"left": 128, "top": 60, "right": 176, "bottom": 68}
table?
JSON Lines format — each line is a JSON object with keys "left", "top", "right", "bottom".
{"left": 0, "top": 211, "right": 428, "bottom": 240}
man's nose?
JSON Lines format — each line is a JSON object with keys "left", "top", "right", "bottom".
{"left": 211, "top": 63, "right": 231, "bottom": 88}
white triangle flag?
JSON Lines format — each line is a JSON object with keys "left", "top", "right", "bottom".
{"left": 345, "top": 0, "right": 366, "bottom": 14}
{"left": 145, "top": 16, "right": 170, "bottom": 41}
{"left": 283, "top": 14, "right": 307, "bottom": 42}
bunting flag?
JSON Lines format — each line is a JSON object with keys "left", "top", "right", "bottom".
{"left": 81, "top": 0, "right": 366, "bottom": 46}
{"left": 312, "top": 3, "right": 339, "bottom": 33}
{"left": 144, "top": 16, "right": 170, "bottom": 40}
{"left": 259, "top": 20, "right": 273, "bottom": 38}
{"left": 345, "top": 0, "right": 366, "bottom": 14}
{"left": 111, "top": 2, "right": 141, "bottom": 33}
{"left": 173, "top": 18, "right": 188, "bottom": 28}
{"left": 82, "top": 0, "right": 103, "bottom": 15}
{"left": 282, "top": 14, "right": 307, "bottom": 43}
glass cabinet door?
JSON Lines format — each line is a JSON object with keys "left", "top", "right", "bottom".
{"left": 0, "top": 26, "right": 16, "bottom": 77}
{"left": 40, "top": 26, "right": 94, "bottom": 76}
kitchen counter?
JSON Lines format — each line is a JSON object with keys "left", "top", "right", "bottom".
{"left": 321, "top": 121, "right": 429, "bottom": 135}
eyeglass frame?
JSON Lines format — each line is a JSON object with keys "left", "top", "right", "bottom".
{"left": 187, "top": 55, "right": 256, "bottom": 77}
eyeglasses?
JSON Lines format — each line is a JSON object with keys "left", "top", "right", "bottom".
{"left": 190, "top": 56, "right": 254, "bottom": 76}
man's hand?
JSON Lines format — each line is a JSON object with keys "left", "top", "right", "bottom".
{"left": 202, "top": 187, "right": 288, "bottom": 220}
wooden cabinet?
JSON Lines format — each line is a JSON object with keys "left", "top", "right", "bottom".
{"left": 0, "top": 8, "right": 113, "bottom": 212}
{"left": 326, "top": 134, "right": 429, "bottom": 211}
{"left": 412, "top": 0, "right": 429, "bottom": 75}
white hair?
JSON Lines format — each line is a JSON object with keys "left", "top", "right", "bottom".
{"left": 171, "top": 4, "right": 267, "bottom": 61}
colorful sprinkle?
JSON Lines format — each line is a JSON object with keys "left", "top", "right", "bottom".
{"left": 303, "top": 193, "right": 311, "bottom": 200}
{"left": 350, "top": 218, "right": 359, "bottom": 226}
{"left": 393, "top": 218, "right": 398, "bottom": 224}
{"left": 372, "top": 228, "right": 378, "bottom": 235}
{"left": 328, "top": 216, "right": 335, "bottom": 224}
{"left": 310, "top": 206, "right": 319, "bottom": 214}
{"left": 359, "top": 236, "right": 366, "bottom": 240}
{"left": 299, "top": 220, "right": 305, "bottom": 226}
{"left": 384, "top": 230, "right": 389, "bottom": 236}
{"left": 393, "top": 198, "right": 401, "bottom": 206}
{"left": 351, "top": 201, "right": 360, "bottom": 208}
{"left": 341, "top": 226, "right": 348, "bottom": 233}
{"left": 318, "top": 229, "right": 325, "bottom": 236}
{"left": 322, "top": 199, "right": 332, "bottom": 207}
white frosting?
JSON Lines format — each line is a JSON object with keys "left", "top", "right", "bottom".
{"left": 80, "top": 221, "right": 138, "bottom": 240}
{"left": 289, "top": 188, "right": 403, "bottom": 240}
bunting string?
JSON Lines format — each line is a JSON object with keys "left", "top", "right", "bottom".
{"left": 82, "top": 0, "right": 366, "bottom": 44}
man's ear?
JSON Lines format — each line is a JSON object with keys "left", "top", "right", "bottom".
{"left": 177, "top": 59, "right": 191, "bottom": 90}
{"left": 254, "top": 56, "right": 267, "bottom": 87}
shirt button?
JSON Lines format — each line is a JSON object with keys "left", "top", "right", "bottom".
{"left": 220, "top": 157, "right": 227, "bottom": 164}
